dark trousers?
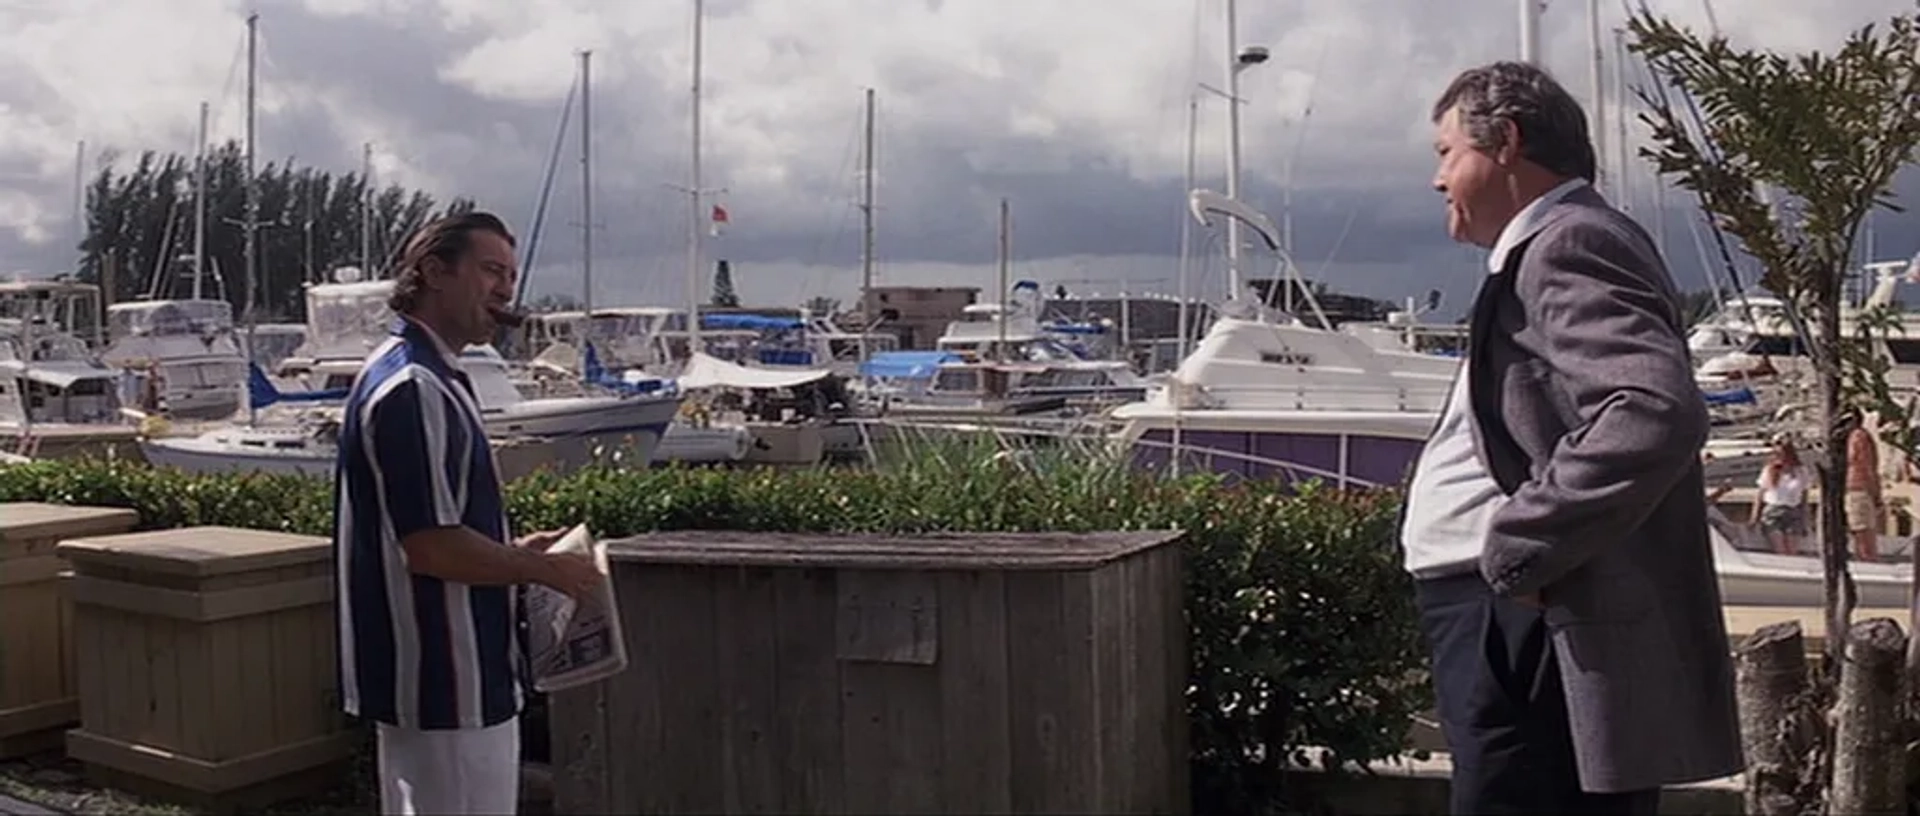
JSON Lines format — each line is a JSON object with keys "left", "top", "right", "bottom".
{"left": 1415, "top": 572, "right": 1660, "bottom": 815}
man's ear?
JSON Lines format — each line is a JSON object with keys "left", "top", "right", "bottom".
{"left": 417, "top": 256, "right": 448, "bottom": 291}
{"left": 1495, "top": 118, "right": 1522, "bottom": 166}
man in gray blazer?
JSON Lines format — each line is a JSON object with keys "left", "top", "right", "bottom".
{"left": 1403, "top": 61, "right": 1744, "bottom": 814}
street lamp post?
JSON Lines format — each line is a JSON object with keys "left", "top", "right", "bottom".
{"left": 1216, "top": 0, "right": 1268, "bottom": 297}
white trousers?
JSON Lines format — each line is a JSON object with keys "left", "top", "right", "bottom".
{"left": 376, "top": 716, "right": 520, "bottom": 815}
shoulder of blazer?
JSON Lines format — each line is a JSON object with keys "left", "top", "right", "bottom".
{"left": 1499, "top": 200, "right": 1612, "bottom": 277}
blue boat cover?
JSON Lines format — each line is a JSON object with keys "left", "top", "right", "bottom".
{"left": 702, "top": 313, "right": 804, "bottom": 331}
{"left": 859, "top": 350, "right": 960, "bottom": 379}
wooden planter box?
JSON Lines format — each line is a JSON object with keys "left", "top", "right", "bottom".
{"left": 550, "top": 530, "right": 1189, "bottom": 815}
{"left": 0, "top": 503, "right": 139, "bottom": 758}
{"left": 56, "top": 526, "right": 354, "bottom": 809}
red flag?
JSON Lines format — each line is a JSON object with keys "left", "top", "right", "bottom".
{"left": 710, "top": 204, "right": 729, "bottom": 237}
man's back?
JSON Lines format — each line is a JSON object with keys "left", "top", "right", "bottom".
{"left": 333, "top": 318, "right": 521, "bottom": 731}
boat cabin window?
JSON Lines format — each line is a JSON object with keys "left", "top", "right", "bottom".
{"left": 1747, "top": 335, "right": 1809, "bottom": 357}
{"left": 933, "top": 369, "right": 981, "bottom": 394}
{"left": 1022, "top": 368, "right": 1113, "bottom": 389}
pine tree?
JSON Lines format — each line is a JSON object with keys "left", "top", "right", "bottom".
{"left": 710, "top": 259, "right": 741, "bottom": 308}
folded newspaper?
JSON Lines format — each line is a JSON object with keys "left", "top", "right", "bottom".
{"left": 523, "top": 523, "right": 630, "bottom": 693}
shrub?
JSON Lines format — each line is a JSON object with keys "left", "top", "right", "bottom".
{"left": 0, "top": 451, "right": 1428, "bottom": 814}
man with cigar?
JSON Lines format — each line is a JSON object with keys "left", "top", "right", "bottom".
{"left": 332, "top": 211, "right": 601, "bottom": 815}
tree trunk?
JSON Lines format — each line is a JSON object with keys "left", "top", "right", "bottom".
{"left": 1829, "top": 617, "right": 1907, "bottom": 814}
{"left": 1908, "top": 541, "right": 1919, "bottom": 739}
{"left": 1735, "top": 621, "right": 1816, "bottom": 816}
{"left": 1815, "top": 303, "right": 1856, "bottom": 675}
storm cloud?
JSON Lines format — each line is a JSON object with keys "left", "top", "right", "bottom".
{"left": 2, "top": 0, "right": 1916, "bottom": 318}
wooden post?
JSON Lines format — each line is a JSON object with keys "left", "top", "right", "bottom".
{"left": 1735, "top": 621, "right": 1815, "bottom": 816}
{"left": 1907, "top": 531, "right": 1920, "bottom": 738}
{"left": 1829, "top": 617, "right": 1907, "bottom": 815}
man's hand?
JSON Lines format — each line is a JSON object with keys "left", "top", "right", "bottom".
{"left": 535, "top": 550, "right": 601, "bottom": 605}
{"left": 514, "top": 528, "right": 570, "bottom": 552}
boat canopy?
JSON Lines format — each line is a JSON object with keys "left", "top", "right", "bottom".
{"left": 676, "top": 352, "right": 830, "bottom": 391}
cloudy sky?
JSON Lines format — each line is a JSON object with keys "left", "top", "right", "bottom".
{"left": 2, "top": 0, "right": 1917, "bottom": 320}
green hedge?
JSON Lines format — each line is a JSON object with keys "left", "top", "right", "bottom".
{"left": 0, "top": 453, "right": 1428, "bottom": 813}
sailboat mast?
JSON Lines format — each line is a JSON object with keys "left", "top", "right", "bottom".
{"left": 361, "top": 142, "right": 373, "bottom": 271}
{"left": 1222, "top": 0, "right": 1243, "bottom": 290}
{"left": 996, "top": 198, "right": 1009, "bottom": 364}
{"left": 1519, "top": 0, "right": 1543, "bottom": 64}
{"left": 1176, "top": 94, "right": 1197, "bottom": 362}
{"left": 72, "top": 140, "right": 84, "bottom": 271}
{"left": 242, "top": 11, "right": 260, "bottom": 426}
{"left": 686, "top": 0, "right": 705, "bottom": 351}
{"left": 1612, "top": 26, "right": 1630, "bottom": 210}
{"left": 1587, "top": 0, "right": 1607, "bottom": 193}
{"left": 195, "top": 102, "right": 209, "bottom": 300}
{"left": 860, "top": 87, "right": 875, "bottom": 326}
{"left": 579, "top": 49, "right": 593, "bottom": 316}
{"left": 303, "top": 177, "right": 315, "bottom": 283}
{"left": 243, "top": 12, "right": 258, "bottom": 323}
{"left": 858, "top": 86, "right": 876, "bottom": 367}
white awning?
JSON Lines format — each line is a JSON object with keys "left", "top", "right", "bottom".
{"left": 675, "top": 352, "right": 830, "bottom": 391}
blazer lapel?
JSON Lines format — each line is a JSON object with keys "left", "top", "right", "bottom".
{"left": 1466, "top": 266, "right": 1525, "bottom": 495}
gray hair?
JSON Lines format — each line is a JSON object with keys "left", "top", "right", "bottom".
{"left": 1431, "top": 61, "right": 1597, "bottom": 182}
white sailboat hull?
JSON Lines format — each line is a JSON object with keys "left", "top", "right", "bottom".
{"left": 1709, "top": 511, "right": 1912, "bottom": 607}
{"left": 481, "top": 395, "right": 679, "bottom": 442}
{"left": 140, "top": 433, "right": 332, "bottom": 478}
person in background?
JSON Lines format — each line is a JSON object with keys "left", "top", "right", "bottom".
{"left": 1751, "top": 434, "right": 1810, "bottom": 555}
{"left": 332, "top": 211, "right": 602, "bottom": 815}
{"left": 1403, "top": 61, "right": 1742, "bottom": 814}
{"left": 1843, "top": 408, "right": 1882, "bottom": 560}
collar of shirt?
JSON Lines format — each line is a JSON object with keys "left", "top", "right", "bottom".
{"left": 1486, "top": 177, "right": 1591, "bottom": 274}
{"left": 391, "top": 314, "right": 465, "bottom": 373}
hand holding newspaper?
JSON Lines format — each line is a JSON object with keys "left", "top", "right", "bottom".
{"left": 523, "top": 523, "right": 629, "bottom": 693}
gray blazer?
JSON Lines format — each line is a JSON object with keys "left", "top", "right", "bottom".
{"left": 1467, "top": 185, "right": 1745, "bottom": 792}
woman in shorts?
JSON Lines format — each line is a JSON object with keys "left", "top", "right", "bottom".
{"left": 1751, "top": 435, "right": 1810, "bottom": 555}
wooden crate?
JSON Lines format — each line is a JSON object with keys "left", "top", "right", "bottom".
{"left": 550, "top": 530, "right": 1189, "bottom": 815}
{"left": 56, "top": 526, "right": 354, "bottom": 809}
{"left": 0, "top": 503, "right": 139, "bottom": 758}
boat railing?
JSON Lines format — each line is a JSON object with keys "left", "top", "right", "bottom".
{"left": 1161, "top": 379, "right": 1452, "bottom": 412}
{"left": 844, "top": 413, "right": 1386, "bottom": 490}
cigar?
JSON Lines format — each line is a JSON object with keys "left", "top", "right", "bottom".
{"left": 488, "top": 305, "right": 528, "bottom": 328}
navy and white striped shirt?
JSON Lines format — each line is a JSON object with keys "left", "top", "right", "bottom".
{"left": 333, "top": 316, "right": 521, "bottom": 730}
